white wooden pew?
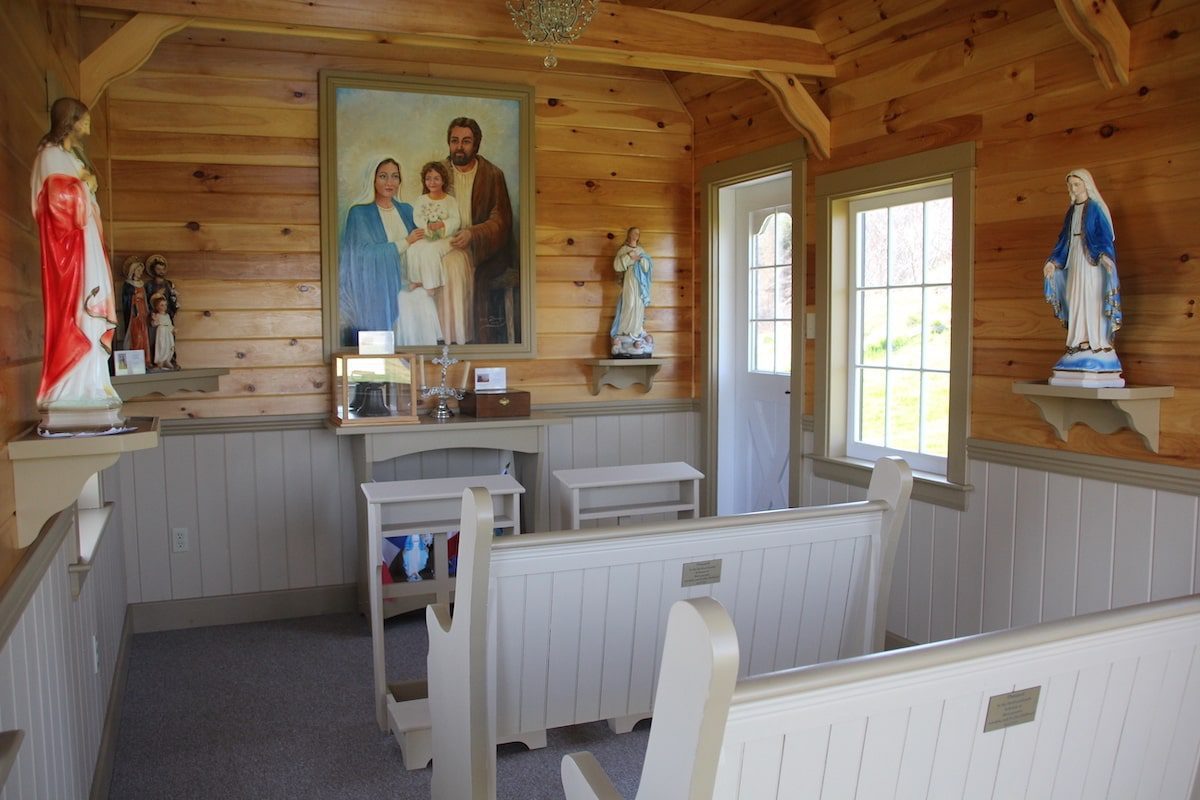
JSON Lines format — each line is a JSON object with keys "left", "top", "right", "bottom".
{"left": 488, "top": 456, "right": 911, "bottom": 745}
{"left": 385, "top": 456, "right": 911, "bottom": 771}
{"left": 565, "top": 593, "right": 1200, "bottom": 799}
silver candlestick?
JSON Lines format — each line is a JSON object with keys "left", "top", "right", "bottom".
{"left": 422, "top": 345, "right": 464, "bottom": 421}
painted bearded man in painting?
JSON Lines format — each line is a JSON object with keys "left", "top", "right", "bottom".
{"left": 441, "top": 117, "right": 516, "bottom": 344}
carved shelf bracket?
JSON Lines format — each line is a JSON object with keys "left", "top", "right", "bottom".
{"left": 111, "top": 367, "right": 228, "bottom": 401}
{"left": 1012, "top": 381, "right": 1174, "bottom": 453}
{"left": 80, "top": 13, "right": 193, "bottom": 108}
{"left": 753, "top": 71, "right": 831, "bottom": 159}
{"left": 589, "top": 358, "right": 664, "bottom": 395}
{"left": 1053, "top": 0, "right": 1130, "bottom": 88}
{"left": 6, "top": 418, "right": 159, "bottom": 548}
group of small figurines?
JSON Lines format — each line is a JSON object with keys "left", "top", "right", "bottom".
{"left": 118, "top": 253, "right": 180, "bottom": 372}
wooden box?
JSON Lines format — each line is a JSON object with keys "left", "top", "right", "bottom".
{"left": 460, "top": 390, "right": 530, "bottom": 418}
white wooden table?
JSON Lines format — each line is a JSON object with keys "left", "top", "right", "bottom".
{"left": 363, "top": 473, "right": 524, "bottom": 617}
{"left": 553, "top": 461, "right": 703, "bottom": 529}
{"left": 332, "top": 413, "right": 566, "bottom": 611}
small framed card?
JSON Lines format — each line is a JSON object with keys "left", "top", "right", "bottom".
{"left": 114, "top": 349, "right": 146, "bottom": 376}
{"left": 358, "top": 330, "right": 395, "bottom": 355}
{"left": 474, "top": 367, "right": 507, "bottom": 393}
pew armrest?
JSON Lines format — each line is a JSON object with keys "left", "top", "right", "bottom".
{"left": 562, "top": 752, "right": 624, "bottom": 800}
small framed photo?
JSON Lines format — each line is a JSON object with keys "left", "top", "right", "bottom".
{"left": 474, "top": 367, "right": 507, "bottom": 393}
{"left": 114, "top": 349, "right": 146, "bottom": 376}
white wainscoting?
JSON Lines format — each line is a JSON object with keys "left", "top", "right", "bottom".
{"left": 0, "top": 469, "right": 128, "bottom": 800}
{"left": 111, "top": 410, "right": 700, "bottom": 605}
{"left": 802, "top": 447, "right": 1200, "bottom": 645}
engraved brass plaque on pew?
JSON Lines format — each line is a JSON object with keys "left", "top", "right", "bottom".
{"left": 983, "top": 686, "right": 1041, "bottom": 732}
{"left": 681, "top": 559, "right": 722, "bottom": 588}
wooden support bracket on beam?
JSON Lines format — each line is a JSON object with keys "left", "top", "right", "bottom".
{"left": 1054, "top": 0, "right": 1130, "bottom": 88}
{"left": 80, "top": 12, "right": 193, "bottom": 107}
{"left": 753, "top": 71, "right": 831, "bottom": 160}
{"left": 81, "top": 1, "right": 834, "bottom": 80}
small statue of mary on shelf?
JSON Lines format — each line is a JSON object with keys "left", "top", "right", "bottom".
{"left": 1042, "top": 168, "right": 1124, "bottom": 387}
{"left": 610, "top": 226, "right": 654, "bottom": 358}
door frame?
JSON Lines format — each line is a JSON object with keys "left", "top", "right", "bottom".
{"left": 699, "top": 141, "right": 808, "bottom": 516}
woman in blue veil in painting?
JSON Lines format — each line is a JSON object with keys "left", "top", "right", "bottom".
{"left": 338, "top": 157, "right": 424, "bottom": 347}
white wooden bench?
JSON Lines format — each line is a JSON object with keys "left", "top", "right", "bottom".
{"left": 553, "top": 462, "right": 702, "bottom": 529}
{"left": 363, "top": 473, "right": 523, "bottom": 620}
{"left": 564, "top": 593, "right": 1200, "bottom": 799}
{"left": 364, "top": 473, "right": 524, "bottom": 761}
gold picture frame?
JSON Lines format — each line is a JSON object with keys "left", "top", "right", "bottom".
{"left": 319, "top": 70, "right": 536, "bottom": 359}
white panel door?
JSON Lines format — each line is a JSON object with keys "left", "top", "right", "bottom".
{"left": 723, "top": 174, "right": 792, "bottom": 515}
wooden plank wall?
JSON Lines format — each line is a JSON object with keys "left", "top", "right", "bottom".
{"left": 0, "top": 1, "right": 82, "bottom": 585}
{"left": 680, "top": 0, "right": 1200, "bottom": 469}
{"left": 87, "top": 22, "right": 695, "bottom": 418}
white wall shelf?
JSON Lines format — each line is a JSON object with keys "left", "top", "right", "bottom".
{"left": 588, "top": 358, "right": 664, "bottom": 395}
{"left": 6, "top": 417, "right": 159, "bottom": 547}
{"left": 111, "top": 367, "right": 228, "bottom": 400}
{"left": 1012, "top": 380, "right": 1175, "bottom": 453}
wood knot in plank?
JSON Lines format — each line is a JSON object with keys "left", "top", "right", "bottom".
{"left": 186, "top": 221, "right": 201, "bottom": 231}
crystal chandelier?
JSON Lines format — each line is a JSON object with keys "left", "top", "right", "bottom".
{"left": 507, "top": 0, "right": 600, "bottom": 69}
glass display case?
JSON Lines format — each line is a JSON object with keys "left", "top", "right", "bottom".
{"left": 331, "top": 353, "right": 419, "bottom": 426}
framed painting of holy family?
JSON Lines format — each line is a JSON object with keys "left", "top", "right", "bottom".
{"left": 319, "top": 70, "right": 535, "bottom": 358}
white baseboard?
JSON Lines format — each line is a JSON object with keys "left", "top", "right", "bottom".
{"left": 90, "top": 606, "right": 133, "bottom": 800}
{"left": 129, "top": 584, "right": 358, "bottom": 634}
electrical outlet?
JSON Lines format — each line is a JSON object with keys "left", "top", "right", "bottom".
{"left": 171, "top": 527, "right": 189, "bottom": 553}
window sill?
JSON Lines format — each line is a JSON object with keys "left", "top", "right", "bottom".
{"left": 810, "top": 455, "right": 972, "bottom": 511}
{"left": 70, "top": 504, "right": 115, "bottom": 598}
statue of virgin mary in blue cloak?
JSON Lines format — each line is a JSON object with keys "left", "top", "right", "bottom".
{"left": 1042, "top": 168, "right": 1124, "bottom": 387}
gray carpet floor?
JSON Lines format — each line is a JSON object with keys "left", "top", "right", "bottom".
{"left": 108, "top": 611, "right": 648, "bottom": 799}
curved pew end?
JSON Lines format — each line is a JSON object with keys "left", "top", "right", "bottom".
{"left": 427, "top": 487, "right": 498, "bottom": 800}
{"left": 607, "top": 714, "right": 650, "bottom": 735}
{"left": 562, "top": 751, "right": 624, "bottom": 800}
{"left": 562, "top": 597, "right": 740, "bottom": 800}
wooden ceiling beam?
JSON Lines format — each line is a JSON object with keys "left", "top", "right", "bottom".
{"left": 78, "top": 2, "right": 835, "bottom": 151}
{"left": 76, "top": 0, "right": 835, "bottom": 79}
{"left": 80, "top": 13, "right": 192, "bottom": 107}
{"left": 753, "top": 71, "right": 830, "bottom": 160}
{"left": 1053, "top": 0, "right": 1130, "bottom": 88}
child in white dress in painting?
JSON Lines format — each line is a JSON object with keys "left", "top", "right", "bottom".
{"left": 395, "top": 162, "right": 459, "bottom": 346}
{"left": 408, "top": 162, "right": 461, "bottom": 291}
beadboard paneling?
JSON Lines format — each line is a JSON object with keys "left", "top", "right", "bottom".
{"left": 803, "top": 450, "right": 1200, "bottom": 644}
{"left": 0, "top": 479, "right": 128, "bottom": 800}
{"left": 113, "top": 411, "right": 698, "bottom": 606}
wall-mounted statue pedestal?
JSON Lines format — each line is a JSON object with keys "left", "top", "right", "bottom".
{"left": 6, "top": 417, "right": 159, "bottom": 547}
{"left": 1012, "top": 381, "right": 1174, "bottom": 453}
{"left": 589, "top": 358, "right": 664, "bottom": 395}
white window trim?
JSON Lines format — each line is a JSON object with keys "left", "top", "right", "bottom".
{"left": 814, "top": 142, "right": 975, "bottom": 509}
{"left": 748, "top": 204, "right": 793, "bottom": 378}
